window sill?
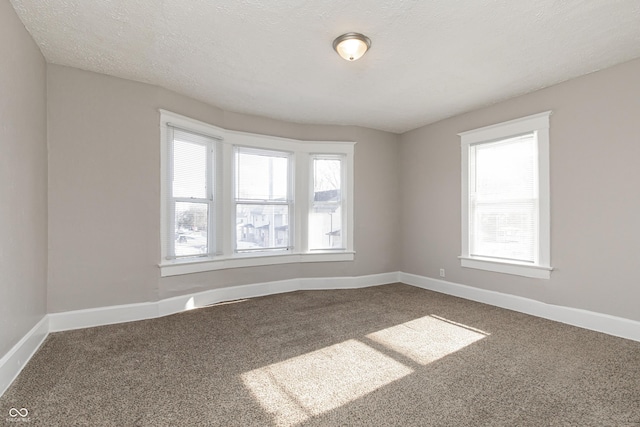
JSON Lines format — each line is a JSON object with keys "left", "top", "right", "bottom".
{"left": 459, "top": 256, "right": 552, "bottom": 279}
{"left": 159, "top": 251, "right": 356, "bottom": 277}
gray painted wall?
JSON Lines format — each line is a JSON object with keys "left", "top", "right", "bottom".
{"left": 0, "top": 1, "right": 48, "bottom": 357}
{"left": 3, "top": 10, "right": 639, "bottom": 361}
{"left": 47, "top": 65, "right": 401, "bottom": 312}
{"left": 400, "top": 58, "right": 640, "bottom": 321}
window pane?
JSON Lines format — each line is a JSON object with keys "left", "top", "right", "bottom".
{"left": 470, "top": 134, "right": 537, "bottom": 262}
{"left": 236, "top": 204, "right": 289, "bottom": 251}
{"left": 175, "top": 202, "right": 208, "bottom": 257}
{"left": 309, "top": 206, "right": 343, "bottom": 249}
{"left": 314, "top": 158, "right": 341, "bottom": 196}
{"left": 471, "top": 201, "right": 535, "bottom": 262}
{"left": 173, "top": 138, "right": 207, "bottom": 199}
{"left": 474, "top": 135, "right": 535, "bottom": 200}
{"left": 310, "top": 157, "right": 343, "bottom": 250}
{"left": 236, "top": 149, "right": 288, "bottom": 201}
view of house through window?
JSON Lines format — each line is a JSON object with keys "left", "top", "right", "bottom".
{"left": 310, "top": 156, "right": 344, "bottom": 250}
{"left": 235, "top": 147, "right": 291, "bottom": 252}
{"left": 175, "top": 202, "right": 209, "bottom": 256}
{"left": 160, "top": 110, "right": 355, "bottom": 276}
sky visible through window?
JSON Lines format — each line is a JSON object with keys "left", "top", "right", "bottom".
{"left": 314, "top": 158, "right": 341, "bottom": 195}
{"left": 236, "top": 150, "right": 288, "bottom": 201}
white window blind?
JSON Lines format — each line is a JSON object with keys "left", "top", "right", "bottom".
{"left": 469, "top": 133, "right": 538, "bottom": 263}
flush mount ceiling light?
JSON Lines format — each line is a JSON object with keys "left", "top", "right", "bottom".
{"left": 332, "top": 32, "right": 371, "bottom": 61}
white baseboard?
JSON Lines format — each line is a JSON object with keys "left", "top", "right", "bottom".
{"left": 4, "top": 273, "right": 398, "bottom": 397}
{"left": 50, "top": 272, "right": 400, "bottom": 332}
{"left": 4, "top": 270, "right": 639, "bottom": 399}
{"left": 157, "top": 279, "right": 303, "bottom": 319}
{"left": 50, "top": 270, "right": 639, "bottom": 342}
{"left": 48, "top": 301, "right": 158, "bottom": 332}
{"left": 0, "top": 316, "right": 49, "bottom": 397}
{"left": 399, "top": 272, "right": 640, "bottom": 342}
{"left": 303, "top": 272, "right": 400, "bottom": 290}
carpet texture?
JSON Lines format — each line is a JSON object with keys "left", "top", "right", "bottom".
{"left": 1, "top": 283, "right": 639, "bottom": 426}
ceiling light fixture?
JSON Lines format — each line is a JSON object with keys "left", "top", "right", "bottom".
{"left": 332, "top": 32, "right": 371, "bottom": 61}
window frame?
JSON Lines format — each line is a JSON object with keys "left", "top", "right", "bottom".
{"left": 459, "top": 111, "right": 552, "bottom": 279}
{"left": 159, "top": 110, "right": 355, "bottom": 277}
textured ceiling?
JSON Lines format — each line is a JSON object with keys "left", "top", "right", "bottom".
{"left": 10, "top": 0, "right": 640, "bottom": 133}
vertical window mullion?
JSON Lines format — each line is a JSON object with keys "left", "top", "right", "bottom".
{"left": 166, "top": 126, "right": 176, "bottom": 259}
{"left": 207, "top": 142, "right": 215, "bottom": 257}
{"left": 296, "top": 152, "right": 309, "bottom": 252}
{"left": 288, "top": 152, "right": 295, "bottom": 252}
{"left": 339, "top": 156, "right": 347, "bottom": 250}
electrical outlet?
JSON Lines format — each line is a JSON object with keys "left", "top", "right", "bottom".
{"left": 439, "top": 268, "right": 445, "bottom": 278}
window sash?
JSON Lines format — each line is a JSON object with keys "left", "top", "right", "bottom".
{"left": 469, "top": 198, "right": 539, "bottom": 263}
{"left": 171, "top": 200, "right": 212, "bottom": 259}
{"left": 234, "top": 201, "right": 293, "bottom": 252}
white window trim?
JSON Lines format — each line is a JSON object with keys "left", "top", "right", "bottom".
{"left": 459, "top": 111, "right": 552, "bottom": 279}
{"left": 159, "top": 110, "right": 355, "bottom": 277}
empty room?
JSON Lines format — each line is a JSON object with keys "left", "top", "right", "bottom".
{"left": 1, "top": 0, "right": 639, "bottom": 425}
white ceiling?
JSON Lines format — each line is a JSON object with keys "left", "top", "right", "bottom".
{"left": 10, "top": 0, "right": 640, "bottom": 133}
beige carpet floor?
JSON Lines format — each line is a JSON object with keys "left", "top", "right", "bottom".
{"left": 1, "top": 283, "right": 639, "bottom": 426}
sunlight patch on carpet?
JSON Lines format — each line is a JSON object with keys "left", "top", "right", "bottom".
{"left": 241, "top": 339, "right": 413, "bottom": 425}
{"left": 366, "top": 315, "right": 489, "bottom": 365}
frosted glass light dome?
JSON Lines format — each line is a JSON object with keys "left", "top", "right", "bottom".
{"left": 333, "top": 33, "right": 371, "bottom": 61}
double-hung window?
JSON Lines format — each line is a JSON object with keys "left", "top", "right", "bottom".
{"left": 165, "top": 127, "right": 218, "bottom": 260}
{"left": 234, "top": 147, "right": 292, "bottom": 252}
{"left": 309, "top": 155, "right": 345, "bottom": 250}
{"left": 459, "top": 111, "right": 552, "bottom": 279}
{"left": 160, "top": 110, "right": 355, "bottom": 277}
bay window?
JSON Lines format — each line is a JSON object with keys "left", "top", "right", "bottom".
{"left": 159, "top": 110, "right": 355, "bottom": 277}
